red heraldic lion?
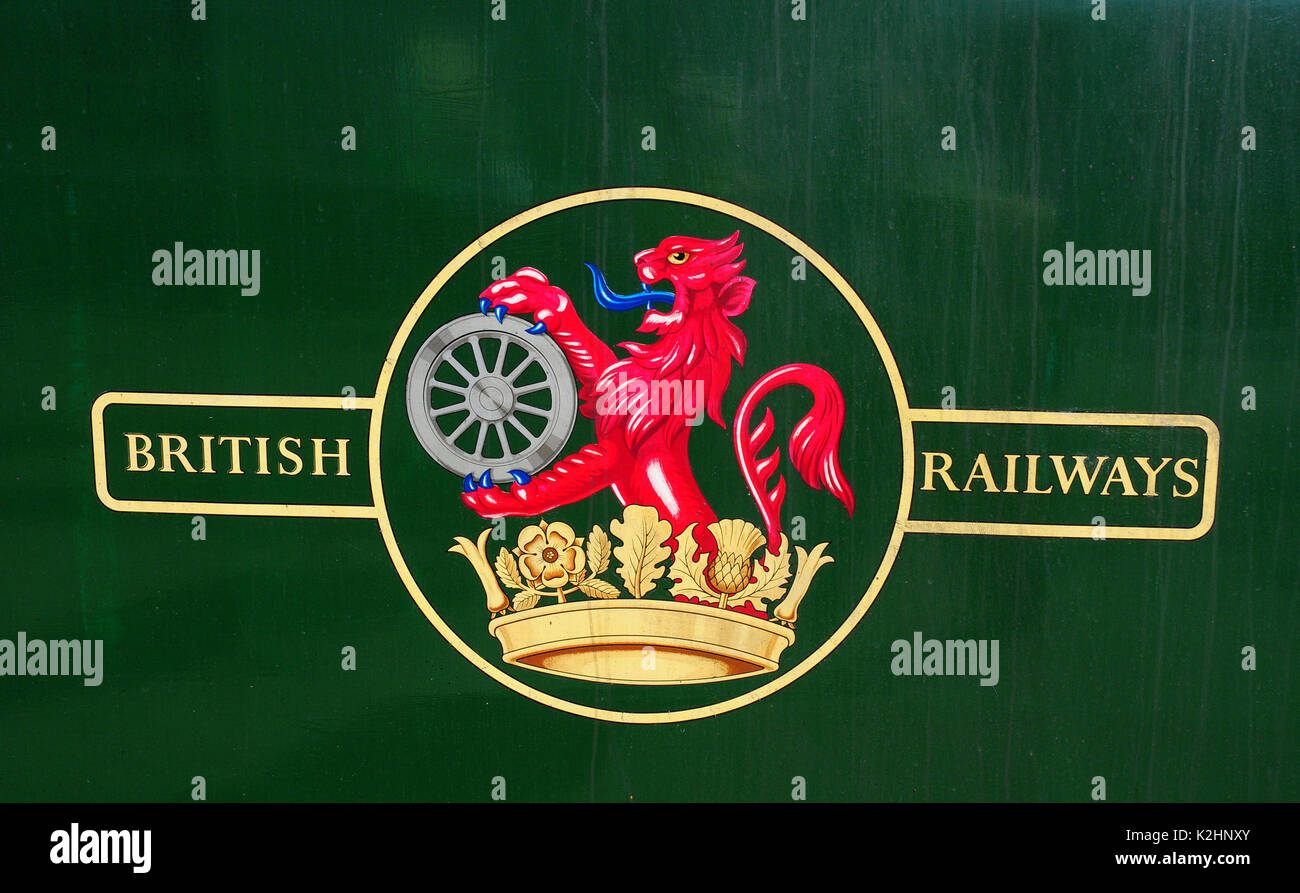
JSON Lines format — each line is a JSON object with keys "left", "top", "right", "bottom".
{"left": 463, "top": 232, "right": 854, "bottom": 566}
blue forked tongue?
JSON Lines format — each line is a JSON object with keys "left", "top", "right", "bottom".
{"left": 585, "top": 262, "right": 674, "bottom": 311}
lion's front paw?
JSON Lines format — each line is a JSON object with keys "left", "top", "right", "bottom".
{"left": 462, "top": 485, "right": 508, "bottom": 517}
{"left": 461, "top": 469, "right": 534, "bottom": 517}
{"left": 479, "top": 269, "right": 571, "bottom": 333}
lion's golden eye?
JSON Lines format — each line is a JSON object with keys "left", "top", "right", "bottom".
{"left": 667, "top": 251, "right": 690, "bottom": 264}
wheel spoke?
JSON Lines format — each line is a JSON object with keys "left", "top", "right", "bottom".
{"left": 445, "top": 413, "right": 476, "bottom": 444}
{"left": 431, "top": 380, "right": 468, "bottom": 395}
{"left": 493, "top": 335, "right": 509, "bottom": 374}
{"left": 513, "top": 381, "right": 551, "bottom": 396}
{"left": 430, "top": 401, "right": 469, "bottom": 418}
{"left": 508, "top": 414, "right": 539, "bottom": 444}
{"left": 443, "top": 353, "right": 475, "bottom": 384}
{"left": 515, "top": 402, "right": 553, "bottom": 419}
{"left": 493, "top": 422, "right": 508, "bottom": 460}
{"left": 472, "top": 421, "right": 488, "bottom": 458}
{"left": 505, "top": 356, "right": 537, "bottom": 383}
{"left": 469, "top": 336, "right": 488, "bottom": 376}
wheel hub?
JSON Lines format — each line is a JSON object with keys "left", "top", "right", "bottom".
{"left": 468, "top": 376, "right": 515, "bottom": 421}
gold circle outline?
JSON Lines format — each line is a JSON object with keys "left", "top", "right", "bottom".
{"left": 369, "top": 187, "right": 915, "bottom": 724}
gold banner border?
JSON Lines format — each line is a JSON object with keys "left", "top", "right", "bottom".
{"left": 900, "top": 407, "right": 1220, "bottom": 541}
{"left": 90, "top": 391, "right": 378, "bottom": 519}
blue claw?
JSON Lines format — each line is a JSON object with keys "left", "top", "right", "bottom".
{"left": 463, "top": 473, "right": 477, "bottom": 492}
{"left": 509, "top": 469, "right": 531, "bottom": 485}
{"left": 479, "top": 297, "right": 492, "bottom": 314}
{"left": 493, "top": 305, "right": 508, "bottom": 324}
{"left": 478, "top": 469, "right": 493, "bottom": 489}
{"left": 525, "top": 320, "right": 547, "bottom": 335}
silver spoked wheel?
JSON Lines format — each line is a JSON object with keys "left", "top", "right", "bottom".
{"left": 405, "top": 313, "right": 578, "bottom": 481}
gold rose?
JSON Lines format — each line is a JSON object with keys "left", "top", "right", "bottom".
{"left": 512, "top": 520, "right": 588, "bottom": 604}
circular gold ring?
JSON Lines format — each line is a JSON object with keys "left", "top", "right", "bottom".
{"left": 369, "top": 186, "right": 915, "bottom": 724}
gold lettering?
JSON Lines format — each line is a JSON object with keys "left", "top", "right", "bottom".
{"left": 1024, "top": 454, "right": 1053, "bottom": 494}
{"left": 1172, "top": 457, "right": 1200, "bottom": 498}
{"left": 199, "top": 435, "right": 215, "bottom": 474}
{"left": 1133, "top": 456, "right": 1172, "bottom": 497}
{"left": 312, "top": 438, "right": 350, "bottom": 477}
{"left": 218, "top": 436, "right": 253, "bottom": 474}
{"left": 278, "top": 437, "right": 303, "bottom": 475}
{"left": 1100, "top": 456, "right": 1138, "bottom": 496}
{"left": 121, "top": 432, "right": 353, "bottom": 476}
{"left": 125, "top": 433, "right": 155, "bottom": 472}
{"left": 159, "top": 434, "right": 197, "bottom": 473}
{"left": 254, "top": 436, "right": 271, "bottom": 475}
{"left": 1050, "top": 455, "right": 1109, "bottom": 495}
{"left": 962, "top": 453, "right": 1000, "bottom": 493}
{"left": 1002, "top": 454, "right": 1020, "bottom": 493}
{"left": 921, "top": 452, "right": 958, "bottom": 491}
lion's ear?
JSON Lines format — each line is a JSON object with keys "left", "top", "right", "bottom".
{"left": 718, "top": 276, "right": 755, "bottom": 317}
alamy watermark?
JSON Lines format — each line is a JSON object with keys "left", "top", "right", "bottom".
{"left": 152, "top": 242, "right": 261, "bottom": 296}
{"left": 593, "top": 371, "right": 704, "bottom": 424}
{"left": 50, "top": 823, "right": 150, "bottom": 873}
{"left": 891, "top": 631, "right": 999, "bottom": 687}
{"left": 1042, "top": 242, "right": 1152, "bottom": 296}
{"left": 0, "top": 633, "right": 103, "bottom": 686}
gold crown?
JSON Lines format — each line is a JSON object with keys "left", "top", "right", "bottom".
{"left": 449, "top": 506, "right": 834, "bottom": 685}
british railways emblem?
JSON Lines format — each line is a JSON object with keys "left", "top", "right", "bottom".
{"left": 92, "top": 187, "right": 1220, "bottom": 723}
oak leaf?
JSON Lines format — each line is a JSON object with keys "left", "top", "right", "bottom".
{"left": 610, "top": 505, "right": 673, "bottom": 598}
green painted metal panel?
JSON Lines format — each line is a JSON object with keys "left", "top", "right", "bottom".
{"left": 1, "top": 0, "right": 1295, "bottom": 802}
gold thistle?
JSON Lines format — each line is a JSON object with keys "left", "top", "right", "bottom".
{"left": 668, "top": 520, "right": 801, "bottom": 614}
{"left": 703, "top": 518, "right": 766, "bottom": 599}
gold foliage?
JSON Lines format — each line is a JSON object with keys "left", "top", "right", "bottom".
{"left": 586, "top": 524, "right": 611, "bottom": 576}
{"left": 610, "top": 505, "right": 673, "bottom": 598}
{"left": 744, "top": 534, "right": 792, "bottom": 607}
{"left": 578, "top": 578, "right": 621, "bottom": 599}
{"left": 668, "top": 523, "right": 719, "bottom": 605}
{"left": 495, "top": 547, "right": 527, "bottom": 591}
{"left": 458, "top": 509, "right": 834, "bottom": 628}
{"left": 512, "top": 592, "right": 541, "bottom": 612}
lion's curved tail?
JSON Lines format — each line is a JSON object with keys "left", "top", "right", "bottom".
{"left": 733, "top": 364, "right": 855, "bottom": 552}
